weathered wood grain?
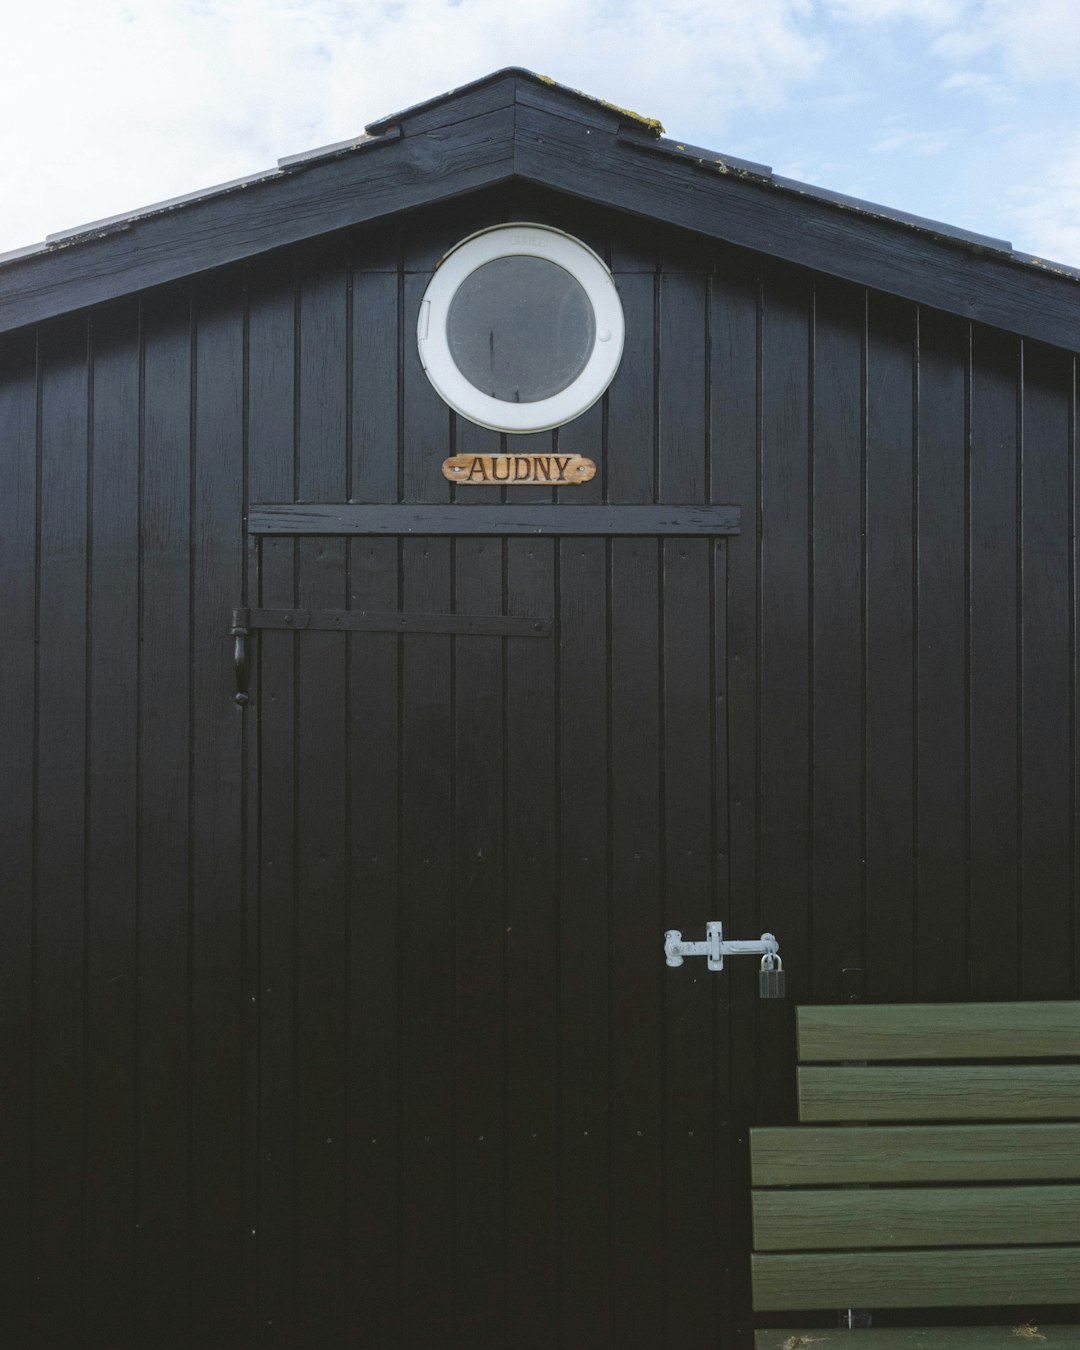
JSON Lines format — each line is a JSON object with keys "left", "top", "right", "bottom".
{"left": 0, "top": 108, "right": 515, "bottom": 336}
{"left": 248, "top": 502, "right": 741, "bottom": 534}
{"left": 797, "top": 1065, "right": 1080, "bottom": 1121}
{"left": 755, "top": 1329, "right": 1080, "bottom": 1349}
{"left": 441, "top": 452, "right": 596, "bottom": 484}
{"left": 753, "top": 1182, "right": 1080, "bottom": 1250}
{"left": 913, "top": 311, "right": 969, "bottom": 1000}
{"left": 236, "top": 606, "right": 551, "bottom": 636}
{"left": 0, "top": 331, "right": 37, "bottom": 1349}
{"left": 797, "top": 1001, "right": 1080, "bottom": 1061}
{"left": 33, "top": 321, "right": 89, "bottom": 1343}
{"left": 752, "top": 1246, "right": 1080, "bottom": 1310}
{"left": 968, "top": 329, "right": 1022, "bottom": 999}
{"left": 751, "top": 1122, "right": 1080, "bottom": 1185}
{"left": 809, "top": 278, "right": 865, "bottom": 1004}
{"left": 134, "top": 294, "right": 193, "bottom": 1349}
{"left": 83, "top": 303, "right": 141, "bottom": 1344}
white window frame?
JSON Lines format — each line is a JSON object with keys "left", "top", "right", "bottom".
{"left": 416, "top": 223, "right": 625, "bottom": 434}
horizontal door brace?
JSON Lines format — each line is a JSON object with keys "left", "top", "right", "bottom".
{"left": 248, "top": 503, "right": 741, "bottom": 536}
{"left": 231, "top": 607, "right": 550, "bottom": 705}
{"left": 233, "top": 607, "right": 551, "bottom": 637}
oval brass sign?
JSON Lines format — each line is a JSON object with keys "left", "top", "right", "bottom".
{"left": 442, "top": 454, "right": 597, "bottom": 485}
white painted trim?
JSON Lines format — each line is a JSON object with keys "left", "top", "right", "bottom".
{"left": 417, "top": 223, "right": 625, "bottom": 434}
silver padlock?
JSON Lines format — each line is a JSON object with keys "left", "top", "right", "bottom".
{"left": 759, "top": 954, "right": 785, "bottom": 999}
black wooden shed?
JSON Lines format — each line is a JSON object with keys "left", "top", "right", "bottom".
{"left": 2, "top": 68, "right": 1078, "bottom": 1350}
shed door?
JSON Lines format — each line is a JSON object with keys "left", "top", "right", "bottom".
{"left": 254, "top": 531, "right": 733, "bottom": 1349}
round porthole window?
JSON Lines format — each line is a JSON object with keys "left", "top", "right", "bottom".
{"left": 417, "top": 223, "right": 624, "bottom": 434}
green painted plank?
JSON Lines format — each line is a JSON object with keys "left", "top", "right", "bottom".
{"left": 750, "top": 1123, "right": 1080, "bottom": 1185}
{"left": 753, "top": 1183, "right": 1080, "bottom": 1250}
{"left": 797, "top": 1002, "right": 1080, "bottom": 1062}
{"left": 751, "top": 1246, "right": 1080, "bottom": 1310}
{"left": 755, "top": 1328, "right": 1080, "bottom": 1349}
{"left": 798, "top": 1065, "right": 1080, "bottom": 1122}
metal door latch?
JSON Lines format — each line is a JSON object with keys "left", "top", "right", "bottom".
{"left": 664, "top": 923, "right": 785, "bottom": 998}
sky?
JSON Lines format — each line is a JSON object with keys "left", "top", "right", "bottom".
{"left": 1, "top": 0, "right": 1078, "bottom": 264}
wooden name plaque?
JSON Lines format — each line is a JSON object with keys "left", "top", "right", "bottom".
{"left": 442, "top": 454, "right": 597, "bottom": 485}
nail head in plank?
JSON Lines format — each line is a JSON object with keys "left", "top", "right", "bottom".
{"left": 751, "top": 1245, "right": 1080, "bottom": 1311}
{"left": 796, "top": 1001, "right": 1080, "bottom": 1062}
{"left": 797, "top": 1064, "right": 1080, "bottom": 1121}
{"left": 750, "top": 1122, "right": 1080, "bottom": 1185}
{"left": 248, "top": 503, "right": 741, "bottom": 536}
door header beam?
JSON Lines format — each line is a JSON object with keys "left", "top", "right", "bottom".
{"left": 248, "top": 503, "right": 740, "bottom": 536}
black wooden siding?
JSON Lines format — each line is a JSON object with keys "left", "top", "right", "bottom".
{"left": 1, "top": 183, "right": 1078, "bottom": 1347}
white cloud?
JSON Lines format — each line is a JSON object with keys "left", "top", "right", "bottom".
{"left": 938, "top": 69, "right": 1013, "bottom": 102}
{"left": 1, "top": 0, "right": 1078, "bottom": 269}
{"left": 940, "top": 70, "right": 992, "bottom": 90}
{"left": 931, "top": 0, "right": 1080, "bottom": 81}
{"left": 1003, "top": 135, "right": 1080, "bottom": 265}
{"left": 873, "top": 128, "right": 949, "bottom": 155}
{"left": 0, "top": 0, "right": 824, "bottom": 252}
{"left": 825, "top": 0, "right": 966, "bottom": 25}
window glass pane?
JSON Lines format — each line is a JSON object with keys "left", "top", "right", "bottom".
{"left": 446, "top": 255, "right": 596, "bottom": 403}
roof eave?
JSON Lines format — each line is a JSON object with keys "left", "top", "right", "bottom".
{"left": 0, "top": 71, "right": 1077, "bottom": 351}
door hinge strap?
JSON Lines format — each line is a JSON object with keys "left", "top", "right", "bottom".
{"left": 230, "top": 607, "right": 551, "bottom": 705}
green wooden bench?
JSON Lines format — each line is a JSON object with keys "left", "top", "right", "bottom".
{"left": 750, "top": 1001, "right": 1080, "bottom": 1350}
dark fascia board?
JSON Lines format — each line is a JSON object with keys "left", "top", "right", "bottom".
{"left": 364, "top": 66, "right": 665, "bottom": 138}
{"left": 0, "top": 100, "right": 517, "bottom": 336}
{"left": 515, "top": 108, "right": 1080, "bottom": 351}
{"left": 0, "top": 69, "right": 1078, "bottom": 349}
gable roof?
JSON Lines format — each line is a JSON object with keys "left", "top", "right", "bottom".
{"left": 1, "top": 68, "right": 1077, "bottom": 348}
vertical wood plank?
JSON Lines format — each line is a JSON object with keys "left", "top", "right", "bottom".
{"left": 661, "top": 538, "right": 719, "bottom": 1346}
{"left": 454, "top": 413, "right": 503, "bottom": 506}
{"left": 0, "top": 331, "right": 38, "bottom": 1347}
{"left": 504, "top": 537, "right": 560, "bottom": 1348}
{"left": 915, "top": 309, "right": 969, "bottom": 999}
{"left": 402, "top": 271, "right": 452, "bottom": 504}
{"left": 345, "top": 536, "right": 404, "bottom": 1345}
{"left": 606, "top": 273, "right": 655, "bottom": 504}
{"left": 710, "top": 260, "right": 760, "bottom": 1348}
{"left": 709, "top": 537, "right": 736, "bottom": 1339}
{"left": 657, "top": 271, "right": 707, "bottom": 504}
{"left": 609, "top": 537, "right": 665, "bottom": 1347}
{"left": 398, "top": 536, "right": 457, "bottom": 1350}
{"left": 451, "top": 536, "right": 507, "bottom": 1345}
{"left": 32, "top": 321, "right": 89, "bottom": 1347}
{"left": 83, "top": 302, "right": 140, "bottom": 1345}
{"left": 511, "top": 181, "right": 611, "bottom": 264}
{"left": 758, "top": 268, "right": 811, "bottom": 1109}
{"left": 555, "top": 391, "right": 603, "bottom": 506}
{"left": 810, "top": 280, "right": 865, "bottom": 1001}
{"left": 657, "top": 261, "right": 714, "bottom": 1343}
{"left": 1019, "top": 342, "right": 1073, "bottom": 995}
{"left": 1073, "top": 353, "right": 1080, "bottom": 1000}
{"left": 864, "top": 293, "right": 917, "bottom": 1001}
{"left": 293, "top": 258, "right": 350, "bottom": 1347}
{"left": 189, "top": 274, "right": 248, "bottom": 1345}
{"left": 502, "top": 428, "right": 558, "bottom": 505}
{"left": 556, "top": 534, "right": 611, "bottom": 1348}
{"left": 968, "top": 327, "right": 1020, "bottom": 998}
{"left": 247, "top": 265, "right": 298, "bottom": 1348}
{"left": 135, "top": 290, "right": 192, "bottom": 1347}
{"left": 351, "top": 269, "right": 401, "bottom": 503}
